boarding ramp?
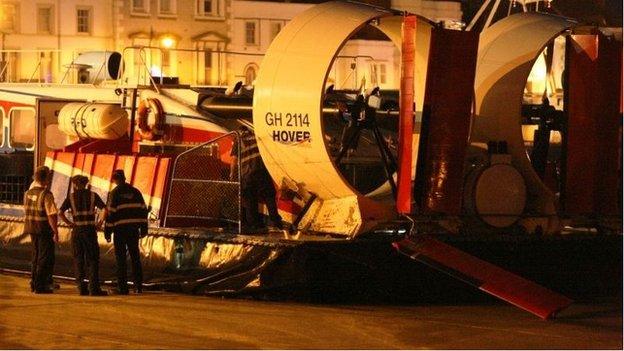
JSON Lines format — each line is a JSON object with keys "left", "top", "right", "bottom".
{"left": 393, "top": 235, "right": 573, "bottom": 319}
{"left": 164, "top": 132, "right": 241, "bottom": 232}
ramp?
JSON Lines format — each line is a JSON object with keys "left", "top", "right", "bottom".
{"left": 393, "top": 236, "right": 573, "bottom": 319}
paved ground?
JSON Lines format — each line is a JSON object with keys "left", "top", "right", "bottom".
{"left": 0, "top": 274, "right": 621, "bottom": 349}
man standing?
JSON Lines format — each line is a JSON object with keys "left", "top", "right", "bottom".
{"left": 230, "top": 125, "right": 282, "bottom": 231}
{"left": 23, "top": 166, "right": 59, "bottom": 294}
{"left": 104, "top": 170, "right": 148, "bottom": 295}
{"left": 59, "top": 175, "right": 107, "bottom": 296}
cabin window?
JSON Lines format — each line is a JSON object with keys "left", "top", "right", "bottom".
{"left": 10, "top": 108, "right": 35, "bottom": 149}
{"left": 45, "top": 124, "right": 66, "bottom": 150}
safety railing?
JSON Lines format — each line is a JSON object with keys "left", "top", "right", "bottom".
{"left": 117, "top": 46, "right": 385, "bottom": 92}
{"left": 117, "top": 46, "right": 266, "bottom": 91}
{"left": 0, "top": 46, "right": 387, "bottom": 92}
{"left": 163, "top": 132, "right": 241, "bottom": 233}
{"left": 0, "top": 175, "right": 29, "bottom": 204}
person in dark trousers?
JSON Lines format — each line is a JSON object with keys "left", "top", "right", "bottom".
{"left": 23, "top": 166, "right": 59, "bottom": 294}
{"left": 104, "top": 170, "right": 148, "bottom": 295}
{"left": 59, "top": 175, "right": 107, "bottom": 296}
{"left": 230, "top": 125, "right": 282, "bottom": 232}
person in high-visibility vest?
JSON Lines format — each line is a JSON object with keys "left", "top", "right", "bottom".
{"left": 230, "top": 125, "right": 282, "bottom": 232}
{"left": 23, "top": 166, "right": 59, "bottom": 294}
{"left": 59, "top": 175, "right": 107, "bottom": 296}
{"left": 104, "top": 170, "right": 148, "bottom": 295}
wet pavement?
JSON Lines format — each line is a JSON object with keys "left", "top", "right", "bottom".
{"left": 0, "top": 274, "right": 621, "bottom": 349}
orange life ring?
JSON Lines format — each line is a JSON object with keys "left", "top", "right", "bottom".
{"left": 136, "top": 98, "right": 165, "bottom": 141}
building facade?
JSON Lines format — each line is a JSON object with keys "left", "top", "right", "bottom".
{"left": 228, "top": 0, "right": 462, "bottom": 91}
{"left": 0, "top": 0, "right": 462, "bottom": 87}
{"left": 115, "top": 0, "right": 231, "bottom": 86}
{"left": 0, "top": 0, "right": 114, "bottom": 82}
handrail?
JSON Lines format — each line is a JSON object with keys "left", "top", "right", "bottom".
{"left": 0, "top": 46, "right": 384, "bottom": 88}
{"left": 163, "top": 131, "right": 242, "bottom": 233}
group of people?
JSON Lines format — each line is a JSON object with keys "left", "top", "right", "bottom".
{"left": 24, "top": 167, "right": 148, "bottom": 296}
{"left": 24, "top": 126, "right": 281, "bottom": 295}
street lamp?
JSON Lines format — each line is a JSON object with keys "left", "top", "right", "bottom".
{"left": 161, "top": 36, "right": 175, "bottom": 49}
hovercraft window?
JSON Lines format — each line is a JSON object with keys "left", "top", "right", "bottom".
{"left": 9, "top": 108, "right": 35, "bottom": 149}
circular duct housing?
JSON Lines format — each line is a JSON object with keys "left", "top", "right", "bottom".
{"left": 254, "top": 1, "right": 431, "bottom": 199}
{"left": 472, "top": 13, "right": 577, "bottom": 231}
{"left": 71, "top": 51, "right": 123, "bottom": 84}
{"left": 252, "top": 1, "right": 433, "bottom": 235}
{"left": 464, "top": 159, "right": 527, "bottom": 228}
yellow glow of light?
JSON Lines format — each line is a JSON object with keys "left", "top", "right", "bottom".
{"left": 161, "top": 37, "right": 175, "bottom": 49}
{"left": 530, "top": 54, "right": 547, "bottom": 81}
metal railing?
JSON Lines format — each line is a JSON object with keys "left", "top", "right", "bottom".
{"left": 117, "top": 46, "right": 266, "bottom": 90}
{"left": 0, "top": 46, "right": 387, "bottom": 92}
{"left": 0, "top": 174, "right": 29, "bottom": 204}
{"left": 163, "top": 132, "right": 242, "bottom": 233}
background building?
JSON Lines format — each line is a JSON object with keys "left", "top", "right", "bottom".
{"left": 0, "top": 0, "right": 462, "bottom": 86}
{"left": 228, "top": 0, "right": 462, "bottom": 90}
{"left": 115, "top": 0, "right": 231, "bottom": 85}
{"left": 0, "top": 0, "right": 114, "bottom": 82}
{"left": 227, "top": 0, "right": 311, "bottom": 85}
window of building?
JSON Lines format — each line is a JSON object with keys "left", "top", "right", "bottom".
{"left": 245, "top": 21, "right": 257, "bottom": 46}
{"left": 37, "top": 6, "right": 53, "bottom": 34}
{"left": 379, "top": 64, "right": 387, "bottom": 84}
{"left": 244, "top": 64, "right": 257, "bottom": 86}
{"left": 270, "top": 22, "right": 282, "bottom": 41}
{"left": 196, "top": 0, "right": 221, "bottom": 17}
{"left": 132, "top": 0, "right": 149, "bottom": 13}
{"left": 204, "top": 49, "right": 212, "bottom": 84}
{"left": 10, "top": 109, "right": 35, "bottom": 149}
{"left": 38, "top": 51, "right": 53, "bottom": 83}
{"left": 1, "top": 52, "right": 19, "bottom": 83}
{"left": 159, "top": 0, "right": 176, "bottom": 15}
{"left": 0, "top": 3, "right": 18, "bottom": 33}
{"left": 76, "top": 8, "right": 91, "bottom": 34}
{"left": 162, "top": 49, "right": 171, "bottom": 72}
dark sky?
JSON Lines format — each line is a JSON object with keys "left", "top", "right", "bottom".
{"left": 266, "top": 0, "right": 622, "bottom": 27}
{"left": 463, "top": 0, "right": 623, "bottom": 26}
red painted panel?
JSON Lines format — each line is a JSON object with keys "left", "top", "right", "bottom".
{"left": 74, "top": 153, "right": 86, "bottom": 174}
{"left": 565, "top": 35, "right": 599, "bottom": 215}
{"left": 415, "top": 29, "right": 479, "bottom": 215}
{"left": 397, "top": 15, "right": 416, "bottom": 214}
{"left": 46, "top": 150, "right": 172, "bottom": 225}
{"left": 594, "top": 35, "right": 622, "bottom": 215}
{"left": 83, "top": 153, "right": 95, "bottom": 179}
{"left": 152, "top": 158, "right": 171, "bottom": 223}
{"left": 53, "top": 151, "right": 76, "bottom": 169}
{"left": 133, "top": 156, "right": 157, "bottom": 197}
{"left": 564, "top": 34, "right": 621, "bottom": 216}
{"left": 91, "top": 154, "right": 116, "bottom": 192}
